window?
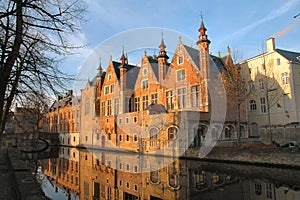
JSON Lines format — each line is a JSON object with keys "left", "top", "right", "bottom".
{"left": 134, "top": 184, "right": 138, "bottom": 191}
{"left": 142, "top": 95, "right": 149, "bottom": 110}
{"left": 119, "top": 163, "right": 122, "bottom": 169}
{"left": 254, "top": 183, "right": 262, "bottom": 196}
{"left": 125, "top": 117, "right": 129, "bottom": 124}
{"left": 276, "top": 58, "right": 281, "bottom": 65}
{"left": 134, "top": 135, "right": 138, "bottom": 142}
{"left": 260, "top": 97, "right": 266, "bottom": 114}
{"left": 108, "top": 74, "right": 112, "bottom": 80}
{"left": 151, "top": 93, "right": 158, "bottom": 104}
{"left": 85, "top": 97, "right": 90, "bottom": 115}
{"left": 126, "top": 164, "right": 130, "bottom": 171}
{"left": 134, "top": 165, "right": 138, "bottom": 173}
{"left": 134, "top": 97, "right": 140, "bottom": 111}
{"left": 104, "top": 86, "right": 109, "bottom": 95}
{"left": 191, "top": 85, "right": 200, "bottom": 107}
{"left": 126, "top": 135, "right": 130, "bottom": 141}
{"left": 178, "top": 88, "right": 187, "bottom": 109}
{"left": 176, "top": 69, "right": 186, "bottom": 81}
{"left": 249, "top": 80, "right": 255, "bottom": 91}
{"left": 166, "top": 90, "right": 175, "bottom": 110}
{"left": 150, "top": 128, "right": 158, "bottom": 139}
{"left": 110, "top": 84, "right": 114, "bottom": 93}
{"left": 133, "top": 116, "right": 138, "bottom": 123}
{"left": 168, "top": 166, "right": 179, "bottom": 188}
{"left": 118, "top": 118, "right": 122, "bottom": 124}
{"left": 107, "top": 100, "right": 112, "bottom": 115}
{"left": 142, "top": 79, "right": 149, "bottom": 90}
{"left": 168, "top": 127, "right": 177, "bottom": 140}
{"left": 119, "top": 135, "right": 122, "bottom": 141}
{"left": 266, "top": 182, "right": 272, "bottom": 199}
{"left": 225, "top": 126, "right": 233, "bottom": 139}
{"left": 258, "top": 79, "right": 264, "bottom": 90}
{"left": 250, "top": 100, "right": 257, "bottom": 111}
{"left": 281, "top": 72, "right": 289, "bottom": 85}
{"left": 114, "top": 98, "right": 119, "bottom": 114}
{"left": 101, "top": 102, "right": 106, "bottom": 116}
{"left": 126, "top": 182, "right": 130, "bottom": 188}
{"left": 142, "top": 68, "right": 148, "bottom": 76}
{"left": 177, "top": 55, "right": 184, "bottom": 65}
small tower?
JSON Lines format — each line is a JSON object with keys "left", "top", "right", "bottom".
{"left": 96, "top": 59, "right": 103, "bottom": 95}
{"left": 197, "top": 16, "right": 210, "bottom": 111}
{"left": 158, "top": 33, "right": 169, "bottom": 82}
{"left": 119, "top": 47, "right": 127, "bottom": 114}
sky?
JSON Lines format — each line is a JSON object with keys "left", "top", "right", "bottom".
{"left": 65, "top": 0, "right": 300, "bottom": 91}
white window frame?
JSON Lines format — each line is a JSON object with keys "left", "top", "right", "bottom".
{"left": 142, "top": 79, "right": 149, "bottom": 90}
{"left": 177, "top": 55, "right": 184, "bottom": 65}
{"left": 176, "top": 69, "right": 186, "bottom": 82}
{"left": 281, "top": 72, "right": 289, "bottom": 86}
{"left": 260, "top": 97, "right": 267, "bottom": 114}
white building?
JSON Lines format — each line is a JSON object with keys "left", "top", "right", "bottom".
{"left": 241, "top": 37, "right": 300, "bottom": 143}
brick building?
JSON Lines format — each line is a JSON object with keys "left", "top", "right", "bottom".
{"left": 43, "top": 19, "right": 248, "bottom": 151}
{"left": 78, "top": 18, "right": 247, "bottom": 153}
{"left": 43, "top": 90, "right": 80, "bottom": 146}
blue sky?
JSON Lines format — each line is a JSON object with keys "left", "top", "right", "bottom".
{"left": 66, "top": 0, "right": 300, "bottom": 89}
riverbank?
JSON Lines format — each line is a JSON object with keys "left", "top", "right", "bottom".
{"left": 183, "top": 143, "right": 300, "bottom": 169}
{"left": 0, "top": 148, "right": 49, "bottom": 200}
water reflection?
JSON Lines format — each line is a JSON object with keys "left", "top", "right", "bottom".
{"left": 36, "top": 147, "right": 300, "bottom": 200}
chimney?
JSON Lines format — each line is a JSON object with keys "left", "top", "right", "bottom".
{"left": 266, "top": 37, "right": 275, "bottom": 53}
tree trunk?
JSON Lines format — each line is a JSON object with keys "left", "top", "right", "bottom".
{"left": 237, "top": 103, "right": 241, "bottom": 145}
{"left": 0, "top": 0, "right": 23, "bottom": 135}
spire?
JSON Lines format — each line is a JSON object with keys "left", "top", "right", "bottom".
{"left": 97, "top": 58, "right": 103, "bottom": 77}
{"left": 120, "top": 46, "right": 127, "bottom": 65}
{"left": 227, "top": 46, "right": 231, "bottom": 55}
{"left": 159, "top": 32, "right": 166, "bottom": 50}
{"left": 196, "top": 16, "right": 211, "bottom": 47}
{"left": 158, "top": 33, "right": 169, "bottom": 59}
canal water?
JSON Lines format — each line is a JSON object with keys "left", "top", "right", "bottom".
{"left": 24, "top": 147, "right": 300, "bottom": 200}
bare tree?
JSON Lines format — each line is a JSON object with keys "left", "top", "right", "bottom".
{"left": 257, "top": 45, "right": 285, "bottom": 142}
{"left": 0, "top": 0, "right": 86, "bottom": 136}
{"left": 221, "top": 47, "right": 250, "bottom": 144}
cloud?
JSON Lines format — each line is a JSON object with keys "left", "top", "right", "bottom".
{"left": 272, "top": 18, "right": 300, "bottom": 38}
{"left": 214, "top": 0, "right": 299, "bottom": 47}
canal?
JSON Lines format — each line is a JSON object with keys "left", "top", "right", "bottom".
{"left": 23, "top": 147, "right": 300, "bottom": 200}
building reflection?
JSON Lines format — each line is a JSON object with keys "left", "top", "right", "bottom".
{"left": 39, "top": 147, "right": 300, "bottom": 200}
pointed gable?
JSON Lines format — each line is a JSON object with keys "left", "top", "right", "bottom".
{"left": 276, "top": 49, "right": 300, "bottom": 62}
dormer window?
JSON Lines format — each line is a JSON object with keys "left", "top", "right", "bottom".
{"left": 177, "top": 55, "right": 184, "bottom": 65}
{"left": 142, "top": 68, "right": 148, "bottom": 76}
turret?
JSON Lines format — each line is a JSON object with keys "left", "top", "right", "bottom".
{"left": 157, "top": 33, "right": 169, "bottom": 82}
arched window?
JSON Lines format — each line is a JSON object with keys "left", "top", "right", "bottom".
{"left": 150, "top": 164, "right": 159, "bottom": 183}
{"left": 250, "top": 100, "right": 257, "bottom": 111}
{"left": 150, "top": 128, "right": 158, "bottom": 139}
{"left": 193, "top": 169, "right": 207, "bottom": 190}
{"left": 225, "top": 125, "right": 234, "bottom": 139}
{"left": 193, "top": 125, "right": 207, "bottom": 147}
{"left": 168, "top": 127, "right": 177, "bottom": 140}
{"left": 168, "top": 165, "right": 179, "bottom": 188}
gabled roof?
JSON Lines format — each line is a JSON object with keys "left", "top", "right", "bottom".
{"left": 276, "top": 49, "right": 300, "bottom": 62}
{"left": 148, "top": 56, "right": 159, "bottom": 80}
{"left": 182, "top": 44, "right": 225, "bottom": 73}
{"left": 110, "top": 61, "right": 140, "bottom": 90}
{"left": 126, "top": 65, "right": 140, "bottom": 90}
